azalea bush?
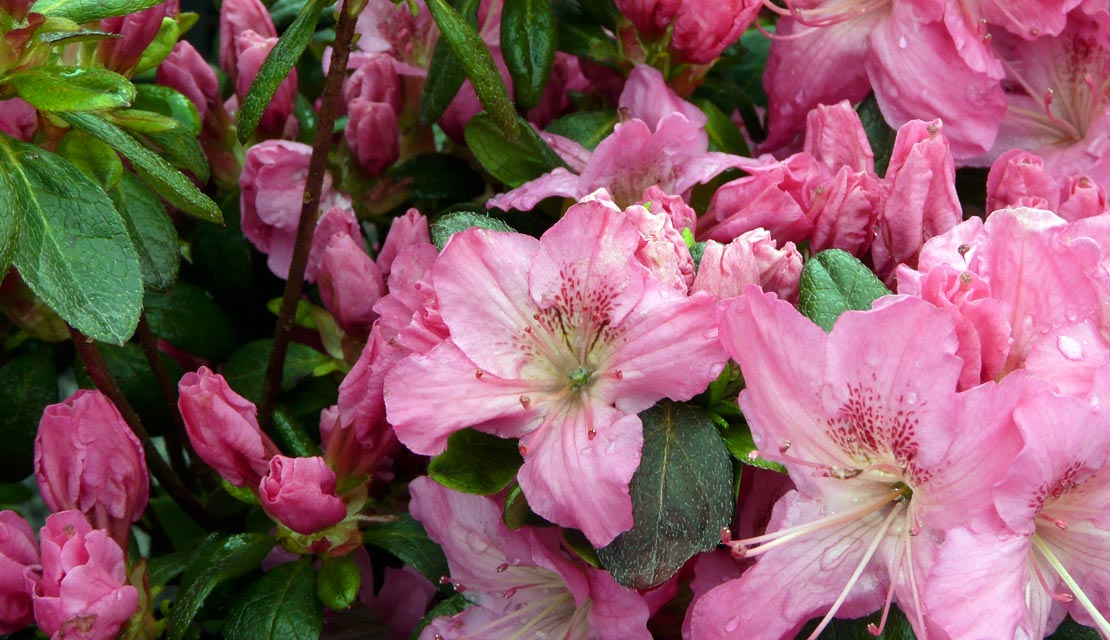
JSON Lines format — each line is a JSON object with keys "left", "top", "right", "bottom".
{"left": 2, "top": 0, "right": 1110, "bottom": 638}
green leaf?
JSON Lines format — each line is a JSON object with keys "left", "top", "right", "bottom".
{"left": 0, "top": 144, "right": 17, "bottom": 277}
{"left": 57, "top": 129, "right": 123, "bottom": 190}
{"left": 0, "top": 349, "right": 57, "bottom": 481}
{"left": 222, "top": 339, "right": 332, "bottom": 403}
{"left": 419, "top": 0, "right": 480, "bottom": 126}
{"left": 225, "top": 558, "right": 322, "bottom": 640}
{"left": 798, "top": 604, "right": 915, "bottom": 639}
{"left": 59, "top": 111, "right": 222, "bottom": 224}
{"left": 696, "top": 98, "right": 750, "bottom": 156}
{"left": 544, "top": 109, "right": 617, "bottom": 151}
{"left": 167, "top": 533, "right": 275, "bottom": 640}
{"left": 552, "top": 0, "right": 619, "bottom": 62}
{"left": 857, "top": 93, "right": 896, "bottom": 177}
{"left": 271, "top": 406, "right": 322, "bottom": 458}
{"left": 238, "top": 0, "right": 326, "bottom": 143}
{"left": 718, "top": 420, "right": 786, "bottom": 473}
{"left": 144, "top": 282, "right": 237, "bottom": 360}
{"left": 316, "top": 555, "right": 361, "bottom": 611}
{"left": 130, "top": 85, "right": 209, "bottom": 181}
{"left": 597, "top": 401, "right": 734, "bottom": 590}
{"left": 1046, "top": 616, "right": 1101, "bottom": 640}
{"left": 363, "top": 514, "right": 449, "bottom": 583}
{"left": 501, "top": 483, "right": 534, "bottom": 530}
{"left": 391, "top": 153, "right": 485, "bottom": 202}
{"left": 430, "top": 208, "right": 516, "bottom": 250}
{"left": 8, "top": 66, "right": 135, "bottom": 112}
{"left": 409, "top": 594, "right": 471, "bottom": 640}
{"left": 797, "top": 249, "right": 891, "bottom": 332}
{"left": 425, "top": 0, "right": 519, "bottom": 139}
{"left": 0, "top": 482, "right": 33, "bottom": 504}
{"left": 429, "top": 429, "right": 523, "bottom": 495}
{"left": 133, "top": 16, "right": 184, "bottom": 76}
{"left": 31, "top": 0, "right": 167, "bottom": 23}
{"left": 0, "top": 135, "right": 143, "bottom": 344}
{"left": 500, "top": 0, "right": 556, "bottom": 110}
{"left": 109, "top": 171, "right": 180, "bottom": 291}
{"left": 464, "top": 111, "right": 561, "bottom": 189}
{"left": 148, "top": 549, "right": 192, "bottom": 587}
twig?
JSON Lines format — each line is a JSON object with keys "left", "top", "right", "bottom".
{"left": 257, "top": 0, "right": 362, "bottom": 430}
{"left": 135, "top": 313, "right": 192, "bottom": 477}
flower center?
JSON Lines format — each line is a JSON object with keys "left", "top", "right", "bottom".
{"left": 567, "top": 367, "right": 592, "bottom": 390}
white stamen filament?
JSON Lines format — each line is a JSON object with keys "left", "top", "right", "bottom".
{"left": 1032, "top": 534, "right": 1110, "bottom": 637}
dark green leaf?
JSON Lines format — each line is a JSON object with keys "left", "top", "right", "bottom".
{"left": 0, "top": 135, "right": 143, "bottom": 344}
{"left": 167, "top": 533, "right": 275, "bottom": 640}
{"left": 148, "top": 549, "right": 192, "bottom": 587}
{"left": 57, "top": 129, "right": 123, "bottom": 190}
{"left": 544, "top": 109, "right": 617, "bottom": 151}
{"left": 316, "top": 555, "right": 361, "bottom": 611}
{"left": 271, "top": 406, "right": 322, "bottom": 458}
{"left": 31, "top": 0, "right": 168, "bottom": 23}
{"left": 1046, "top": 616, "right": 1101, "bottom": 640}
{"left": 0, "top": 349, "right": 57, "bottom": 481}
{"left": 144, "top": 282, "right": 237, "bottom": 360}
{"left": 225, "top": 558, "right": 322, "bottom": 640}
{"left": 391, "top": 153, "right": 485, "bottom": 202}
{"left": 797, "top": 604, "right": 915, "bottom": 639}
{"left": 430, "top": 208, "right": 516, "bottom": 250}
{"left": 857, "top": 94, "right": 896, "bottom": 177}
{"left": 109, "top": 171, "right": 180, "bottom": 291}
{"left": 238, "top": 0, "right": 326, "bottom": 143}
{"left": 0, "top": 140, "right": 17, "bottom": 276}
{"left": 425, "top": 0, "right": 519, "bottom": 138}
{"left": 598, "top": 402, "right": 734, "bottom": 589}
{"left": 429, "top": 429, "right": 523, "bottom": 495}
{"left": 797, "top": 249, "right": 891, "bottom": 332}
{"left": 696, "top": 99, "right": 749, "bottom": 156}
{"left": 363, "top": 514, "right": 449, "bottom": 583}
{"left": 502, "top": 483, "right": 533, "bottom": 530}
{"left": 562, "top": 528, "right": 601, "bottom": 568}
{"left": 60, "top": 111, "right": 222, "bottom": 224}
{"left": 464, "top": 111, "right": 560, "bottom": 189}
{"left": 147, "top": 495, "right": 206, "bottom": 550}
{"left": 552, "top": 0, "right": 619, "bottom": 62}
{"left": 75, "top": 342, "right": 183, "bottom": 437}
{"left": 0, "top": 482, "right": 33, "bottom": 504}
{"left": 188, "top": 199, "right": 255, "bottom": 301}
{"left": 501, "top": 0, "right": 556, "bottom": 109}
{"left": 409, "top": 594, "right": 471, "bottom": 640}
{"left": 222, "top": 340, "right": 332, "bottom": 403}
{"left": 419, "top": 0, "right": 480, "bottom": 126}
{"left": 9, "top": 66, "right": 135, "bottom": 112}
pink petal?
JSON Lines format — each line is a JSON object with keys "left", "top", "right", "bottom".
{"left": 486, "top": 168, "right": 584, "bottom": 212}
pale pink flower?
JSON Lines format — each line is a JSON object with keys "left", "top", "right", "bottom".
{"left": 984, "top": 15, "right": 1110, "bottom": 188}
{"left": 689, "top": 289, "right": 1028, "bottom": 639}
{"left": 926, "top": 378, "right": 1110, "bottom": 639}
{"left": 35, "top": 390, "right": 149, "bottom": 548}
{"left": 32, "top": 511, "right": 138, "bottom": 640}
{"left": 409, "top": 477, "right": 651, "bottom": 639}
{"left": 761, "top": 0, "right": 1007, "bottom": 159}
{"left": 385, "top": 199, "right": 726, "bottom": 545}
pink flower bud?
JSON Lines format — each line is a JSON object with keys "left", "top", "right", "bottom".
{"left": 803, "top": 100, "right": 874, "bottom": 174}
{"left": 157, "top": 42, "right": 220, "bottom": 124}
{"left": 240, "top": 140, "right": 350, "bottom": 279}
{"left": 259, "top": 456, "right": 347, "bottom": 535}
{"left": 0, "top": 98, "right": 36, "bottom": 142}
{"left": 98, "top": 0, "right": 178, "bottom": 75}
{"left": 872, "top": 119, "right": 961, "bottom": 282}
{"left": 34, "top": 390, "right": 149, "bottom": 547}
{"left": 344, "top": 53, "right": 402, "bottom": 113}
{"left": 177, "top": 367, "right": 279, "bottom": 488}
{"left": 219, "top": 0, "right": 276, "bottom": 77}
{"left": 318, "top": 232, "right": 386, "bottom": 338}
{"left": 693, "top": 229, "right": 802, "bottom": 302}
{"left": 376, "top": 208, "right": 431, "bottom": 277}
{"left": 234, "top": 29, "right": 297, "bottom": 137}
{"left": 671, "top": 1, "right": 761, "bottom": 64}
{"left": 1059, "top": 175, "right": 1109, "bottom": 221}
{"left": 0, "top": 511, "right": 38, "bottom": 635}
{"left": 623, "top": 199, "right": 696, "bottom": 291}
{"left": 808, "top": 166, "right": 883, "bottom": 255}
{"left": 345, "top": 98, "right": 400, "bottom": 177}
{"left": 32, "top": 511, "right": 138, "bottom": 640}
{"left": 985, "top": 149, "right": 1059, "bottom": 213}
{"left": 306, "top": 207, "right": 362, "bottom": 283}
{"left": 615, "top": 0, "right": 681, "bottom": 38}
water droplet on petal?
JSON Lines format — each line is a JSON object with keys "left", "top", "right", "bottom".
{"left": 465, "top": 531, "right": 489, "bottom": 553}
{"left": 905, "top": 392, "right": 918, "bottom": 405}
{"left": 898, "top": 36, "right": 907, "bottom": 48}
{"left": 725, "top": 616, "right": 742, "bottom": 632}
{"left": 1057, "top": 335, "right": 1083, "bottom": 361}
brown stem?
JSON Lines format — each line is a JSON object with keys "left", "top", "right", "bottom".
{"left": 257, "top": 0, "right": 361, "bottom": 430}
{"left": 135, "top": 314, "right": 191, "bottom": 477}
{"left": 68, "top": 325, "right": 218, "bottom": 529}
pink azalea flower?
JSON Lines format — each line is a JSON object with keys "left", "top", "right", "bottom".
{"left": 487, "top": 65, "right": 752, "bottom": 210}
{"left": 384, "top": 198, "right": 726, "bottom": 545}
{"left": 987, "top": 149, "right": 1110, "bottom": 221}
{"left": 0, "top": 511, "right": 38, "bottom": 635}
{"left": 926, "top": 377, "right": 1110, "bottom": 639}
{"left": 761, "top": 0, "right": 1007, "bottom": 159}
{"left": 259, "top": 455, "right": 348, "bottom": 535}
{"left": 689, "top": 289, "right": 1027, "bottom": 639}
{"left": 983, "top": 15, "right": 1110, "bottom": 188}
{"left": 408, "top": 477, "right": 651, "bottom": 639}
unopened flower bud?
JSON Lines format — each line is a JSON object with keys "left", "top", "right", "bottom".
{"left": 259, "top": 455, "right": 347, "bottom": 535}
{"left": 317, "top": 232, "right": 386, "bottom": 338}
{"left": 345, "top": 98, "right": 400, "bottom": 177}
{"left": 234, "top": 29, "right": 297, "bottom": 137}
{"left": 0, "top": 511, "right": 37, "bottom": 635}
{"left": 98, "top": 0, "right": 178, "bottom": 75}
{"left": 219, "top": 0, "right": 276, "bottom": 77}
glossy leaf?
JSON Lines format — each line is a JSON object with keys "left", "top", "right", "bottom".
{"left": 316, "top": 555, "right": 361, "bottom": 611}
{"left": 500, "top": 0, "right": 556, "bottom": 109}
{"left": 464, "top": 112, "right": 560, "bottom": 188}
{"left": 429, "top": 429, "right": 523, "bottom": 495}
{"left": 8, "top": 66, "right": 135, "bottom": 112}
{"left": 222, "top": 340, "right": 332, "bottom": 403}
{"left": 109, "top": 171, "right": 180, "bottom": 291}
{"left": 31, "top": 0, "right": 167, "bottom": 23}
{"left": 798, "top": 249, "right": 891, "bottom": 332}
{"left": 224, "top": 559, "right": 322, "bottom": 640}
{"left": 0, "top": 349, "right": 57, "bottom": 482}
{"left": 363, "top": 514, "right": 449, "bottom": 583}
{"left": 419, "top": 0, "right": 480, "bottom": 126}
{"left": 544, "top": 109, "right": 617, "bottom": 151}
{"left": 144, "top": 282, "right": 237, "bottom": 359}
